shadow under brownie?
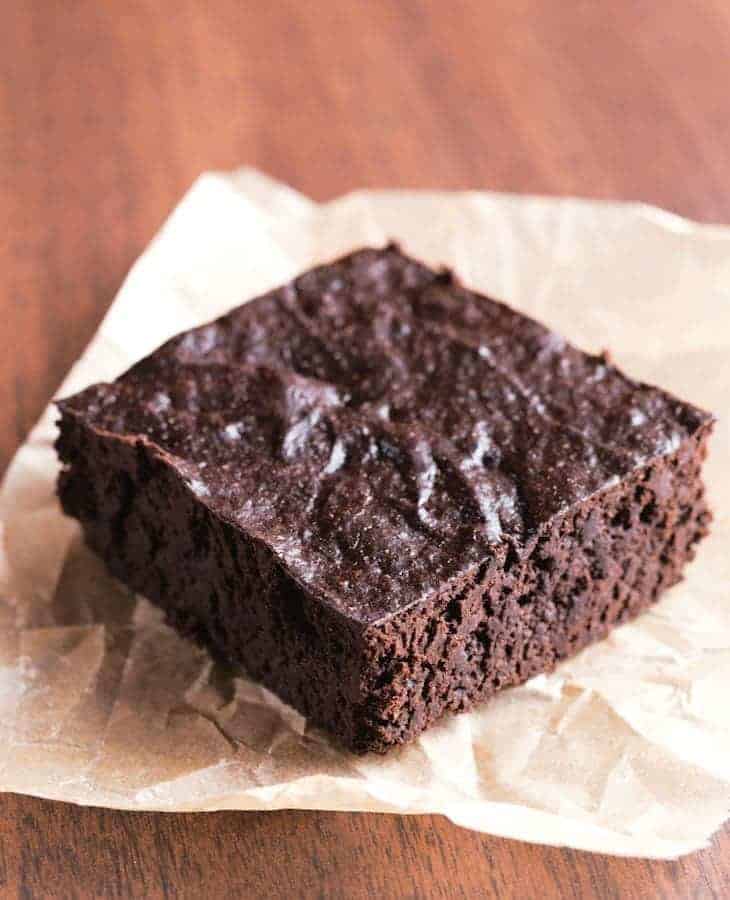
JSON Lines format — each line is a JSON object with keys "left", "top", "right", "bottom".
{"left": 55, "top": 244, "right": 714, "bottom": 752}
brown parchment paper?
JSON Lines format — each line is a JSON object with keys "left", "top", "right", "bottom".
{"left": 1, "top": 170, "right": 729, "bottom": 858}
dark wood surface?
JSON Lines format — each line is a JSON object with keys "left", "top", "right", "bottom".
{"left": 1, "top": 1, "right": 729, "bottom": 897}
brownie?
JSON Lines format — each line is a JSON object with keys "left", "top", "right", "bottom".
{"left": 55, "top": 244, "right": 714, "bottom": 753}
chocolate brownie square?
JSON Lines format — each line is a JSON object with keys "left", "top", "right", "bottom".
{"left": 56, "top": 244, "right": 714, "bottom": 752}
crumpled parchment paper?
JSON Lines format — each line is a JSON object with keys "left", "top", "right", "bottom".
{"left": 1, "top": 169, "right": 729, "bottom": 858}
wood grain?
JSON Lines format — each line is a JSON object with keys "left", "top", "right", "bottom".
{"left": 2, "top": 1, "right": 729, "bottom": 897}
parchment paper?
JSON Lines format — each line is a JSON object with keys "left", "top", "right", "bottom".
{"left": 1, "top": 169, "right": 729, "bottom": 858}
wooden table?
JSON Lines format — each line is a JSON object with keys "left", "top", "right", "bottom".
{"left": 2, "top": 2, "right": 729, "bottom": 897}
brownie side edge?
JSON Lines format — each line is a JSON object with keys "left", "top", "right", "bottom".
{"left": 352, "top": 422, "right": 714, "bottom": 752}
{"left": 55, "top": 404, "right": 714, "bottom": 754}
{"left": 55, "top": 407, "right": 372, "bottom": 750}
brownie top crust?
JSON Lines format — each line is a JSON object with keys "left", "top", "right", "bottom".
{"left": 58, "top": 245, "right": 712, "bottom": 624}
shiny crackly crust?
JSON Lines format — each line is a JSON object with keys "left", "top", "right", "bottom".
{"left": 57, "top": 245, "right": 711, "bottom": 623}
